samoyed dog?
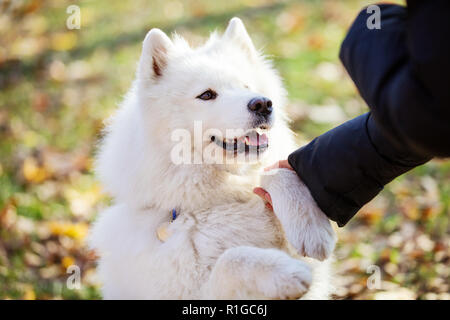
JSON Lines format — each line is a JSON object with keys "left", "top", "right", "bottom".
{"left": 90, "top": 18, "right": 336, "bottom": 299}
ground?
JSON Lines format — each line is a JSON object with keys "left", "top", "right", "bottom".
{"left": 0, "top": 0, "right": 448, "bottom": 300}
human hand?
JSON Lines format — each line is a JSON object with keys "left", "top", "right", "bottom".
{"left": 264, "top": 160, "right": 293, "bottom": 172}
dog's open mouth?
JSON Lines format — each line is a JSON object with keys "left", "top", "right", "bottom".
{"left": 211, "top": 128, "right": 269, "bottom": 154}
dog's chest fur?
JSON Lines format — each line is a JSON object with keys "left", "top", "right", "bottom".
{"left": 92, "top": 195, "right": 288, "bottom": 299}
{"left": 171, "top": 197, "right": 287, "bottom": 261}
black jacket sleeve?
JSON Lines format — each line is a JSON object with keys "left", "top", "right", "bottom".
{"left": 288, "top": 1, "right": 450, "bottom": 227}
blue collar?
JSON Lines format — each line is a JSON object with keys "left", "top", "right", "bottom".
{"left": 171, "top": 208, "right": 177, "bottom": 221}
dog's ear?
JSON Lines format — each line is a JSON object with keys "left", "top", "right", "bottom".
{"left": 223, "top": 17, "right": 257, "bottom": 58}
{"left": 138, "top": 28, "right": 173, "bottom": 79}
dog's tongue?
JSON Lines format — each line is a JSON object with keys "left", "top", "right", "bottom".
{"left": 248, "top": 133, "right": 268, "bottom": 146}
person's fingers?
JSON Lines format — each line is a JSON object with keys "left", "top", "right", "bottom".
{"left": 264, "top": 159, "right": 293, "bottom": 172}
{"left": 264, "top": 192, "right": 272, "bottom": 205}
{"left": 253, "top": 187, "right": 267, "bottom": 198}
{"left": 253, "top": 187, "right": 273, "bottom": 206}
{"left": 263, "top": 162, "right": 280, "bottom": 172}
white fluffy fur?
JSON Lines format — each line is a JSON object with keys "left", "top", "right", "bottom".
{"left": 90, "top": 18, "right": 336, "bottom": 299}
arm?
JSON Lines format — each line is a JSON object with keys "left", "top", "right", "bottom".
{"left": 340, "top": 1, "right": 450, "bottom": 158}
{"left": 289, "top": 1, "right": 450, "bottom": 226}
{"left": 288, "top": 113, "right": 429, "bottom": 227}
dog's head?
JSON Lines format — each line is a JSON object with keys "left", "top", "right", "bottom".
{"left": 97, "top": 18, "right": 293, "bottom": 206}
{"left": 136, "top": 17, "right": 288, "bottom": 166}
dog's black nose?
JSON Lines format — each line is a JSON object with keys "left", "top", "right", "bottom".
{"left": 247, "top": 97, "right": 272, "bottom": 117}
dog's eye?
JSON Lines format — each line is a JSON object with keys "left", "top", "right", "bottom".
{"left": 196, "top": 89, "right": 217, "bottom": 101}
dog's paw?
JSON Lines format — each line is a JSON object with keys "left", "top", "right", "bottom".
{"left": 259, "top": 260, "right": 312, "bottom": 300}
{"left": 292, "top": 206, "right": 336, "bottom": 261}
{"left": 261, "top": 169, "right": 336, "bottom": 261}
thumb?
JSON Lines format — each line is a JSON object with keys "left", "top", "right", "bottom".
{"left": 264, "top": 160, "right": 293, "bottom": 172}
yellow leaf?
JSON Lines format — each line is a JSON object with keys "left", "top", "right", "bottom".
{"left": 51, "top": 32, "right": 77, "bottom": 51}
{"left": 23, "top": 285, "right": 36, "bottom": 300}
{"left": 61, "top": 256, "right": 76, "bottom": 270}
{"left": 22, "top": 157, "right": 49, "bottom": 183}
{"left": 65, "top": 223, "right": 88, "bottom": 240}
{"left": 48, "top": 221, "right": 88, "bottom": 241}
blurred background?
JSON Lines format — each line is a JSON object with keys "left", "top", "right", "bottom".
{"left": 0, "top": 0, "right": 448, "bottom": 300}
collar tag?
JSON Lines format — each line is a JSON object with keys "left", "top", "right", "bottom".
{"left": 157, "top": 208, "right": 178, "bottom": 242}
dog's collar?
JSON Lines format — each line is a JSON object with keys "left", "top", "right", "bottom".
{"left": 156, "top": 208, "right": 177, "bottom": 242}
{"left": 171, "top": 208, "right": 177, "bottom": 221}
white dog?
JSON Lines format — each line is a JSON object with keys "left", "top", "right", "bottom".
{"left": 90, "top": 18, "right": 336, "bottom": 299}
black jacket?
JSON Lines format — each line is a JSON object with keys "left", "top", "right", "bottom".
{"left": 288, "top": 0, "right": 450, "bottom": 227}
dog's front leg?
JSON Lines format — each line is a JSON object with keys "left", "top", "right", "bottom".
{"left": 203, "top": 246, "right": 312, "bottom": 299}
{"left": 261, "top": 169, "right": 336, "bottom": 261}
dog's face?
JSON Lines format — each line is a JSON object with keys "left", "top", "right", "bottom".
{"left": 136, "top": 18, "right": 286, "bottom": 165}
